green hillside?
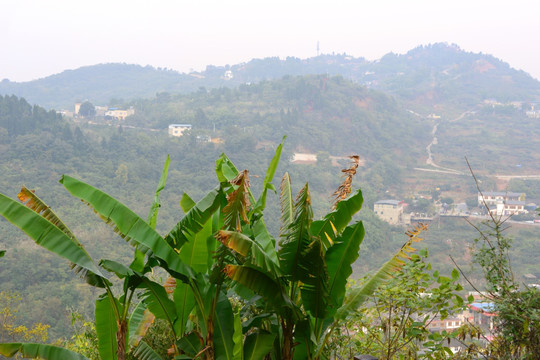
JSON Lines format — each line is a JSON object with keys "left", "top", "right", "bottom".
{"left": 128, "top": 75, "right": 430, "bottom": 164}
{"left": 1, "top": 49, "right": 539, "bottom": 343}
{"left": 0, "top": 85, "right": 415, "bottom": 339}
{"left": 2, "top": 43, "right": 539, "bottom": 112}
{"left": 368, "top": 43, "right": 540, "bottom": 112}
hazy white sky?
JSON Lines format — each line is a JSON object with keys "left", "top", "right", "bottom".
{"left": 1, "top": 0, "right": 539, "bottom": 82}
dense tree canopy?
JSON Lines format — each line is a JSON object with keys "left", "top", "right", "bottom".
{"left": 78, "top": 101, "right": 95, "bottom": 117}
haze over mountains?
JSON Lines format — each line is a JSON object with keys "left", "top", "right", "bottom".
{"left": 1, "top": 43, "right": 539, "bottom": 111}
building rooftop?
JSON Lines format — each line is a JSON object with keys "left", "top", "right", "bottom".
{"left": 505, "top": 200, "right": 527, "bottom": 205}
{"left": 480, "top": 191, "right": 522, "bottom": 197}
{"left": 469, "top": 302, "right": 496, "bottom": 315}
{"left": 169, "top": 124, "right": 192, "bottom": 128}
{"left": 375, "top": 200, "right": 401, "bottom": 206}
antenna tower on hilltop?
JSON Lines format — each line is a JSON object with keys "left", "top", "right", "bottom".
{"left": 317, "top": 41, "right": 320, "bottom": 56}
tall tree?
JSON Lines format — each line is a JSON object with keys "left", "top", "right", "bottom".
{"left": 78, "top": 101, "right": 95, "bottom": 118}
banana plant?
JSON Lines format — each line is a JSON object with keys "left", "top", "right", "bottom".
{"left": 0, "top": 343, "right": 91, "bottom": 359}
{"left": 163, "top": 138, "right": 287, "bottom": 360}
{"left": 0, "top": 137, "right": 418, "bottom": 360}
{"left": 0, "top": 156, "right": 175, "bottom": 360}
{"left": 219, "top": 157, "right": 424, "bottom": 360}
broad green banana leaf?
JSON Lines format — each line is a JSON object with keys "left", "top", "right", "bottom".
{"left": 130, "top": 155, "right": 171, "bottom": 272}
{"left": 95, "top": 293, "right": 120, "bottom": 360}
{"left": 169, "top": 214, "right": 210, "bottom": 335}
{"left": 224, "top": 265, "right": 300, "bottom": 321}
{"left": 128, "top": 301, "right": 153, "bottom": 348}
{"left": 140, "top": 278, "right": 177, "bottom": 335}
{"left": 310, "top": 189, "right": 363, "bottom": 244}
{"left": 177, "top": 191, "right": 219, "bottom": 273}
{"left": 179, "top": 193, "right": 196, "bottom": 213}
{"left": 0, "top": 192, "right": 106, "bottom": 287}
{"left": 176, "top": 331, "right": 203, "bottom": 357}
{"left": 216, "top": 154, "right": 277, "bottom": 255}
{"left": 243, "top": 330, "right": 276, "bottom": 360}
{"left": 147, "top": 155, "right": 170, "bottom": 229}
{"left": 241, "top": 313, "right": 272, "bottom": 334}
{"left": 100, "top": 259, "right": 135, "bottom": 278}
{"left": 0, "top": 343, "right": 89, "bottom": 359}
{"left": 17, "top": 186, "right": 77, "bottom": 239}
{"left": 178, "top": 214, "right": 213, "bottom": 274}
{"left": 132, "top": 340, "right": 163, "bottom": 360}
{"left": 130, "top": 246, "right": 146, "bottom": 273}
{"left": 232, "top": 311, "right": 243, "bottom": 360}
{"left": 215, "top": 155, "right": 252, "bottom": 198}
{"left": 252, "top": 135, "right": 286, "bottom": 214}
{"left": 216, "top": 230, "right": 280, "bottom": 277}
{"left": 213, "top": 293, "right": 235, "bottom": 360}
{"left": 299, "top": 239, "right": 329, "bottom": 318}
{"left": 292, "top": 318, "right": 312, "bottom": 360}
{"left": 278, "top": 183, "right": 313, "bottom": 282}
{"left": 325, "top": 221, "right": 365, "bottom": 315}
{"left": 190, "top": 274, "right": 215, "bottom": 339}
{"left": 165, "top": 186, "right": 224, "bottom": 249}
{"left": 279, "top": 173, "right": 293, "bottom": 237}
{"left": 59, "top": 175, "right": 194, "bottom": 279}
{"left": 252, "top": 218, "right": 279, "bottom": 264}
{"left": 173, "top": 281, "right": 196, "bottom": 338}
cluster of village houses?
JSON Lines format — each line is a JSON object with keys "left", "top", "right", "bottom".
{"left": 374, "top": 192, "right": 538, "bottom": 353}
{"left": 423, "top": 291, "right": 499, "bottom": 353}
{"left": 374, "top": 191, "right": 532, "bottom": 225}
{"left": 62, "top": 104, "right": 217, "bottom": 143}
{"left": 58, "top": 103, "right": 135, "bottom": 120}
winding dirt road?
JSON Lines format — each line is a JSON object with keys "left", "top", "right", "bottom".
{"left": 421, "top": 111, "right": 470, "bottom": 175}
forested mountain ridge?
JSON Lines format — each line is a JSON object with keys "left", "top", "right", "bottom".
{"left": 128, "top": 75, "right": 431, "bottom": 166}
{"left": 368, "top": 43, "right": 540, "bottom": 112}
{"left": 1, "top": 43, "right": 539, "bottom": 111}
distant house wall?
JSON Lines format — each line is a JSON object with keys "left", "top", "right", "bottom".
{"left": 291, "top": 153, "right": 318, "bottom": 164}
{"left": 489, "top": 201, "right": 527, "bottom": 216}
{"left": 427, "top": 316, "right": 464, "bottom": 332}
{"left": 168, "top": 124, "right": 192, "bottom": 137}
{"left": 95, "top": 106, "right": 108, "bottom": 116}
{"left": 105, "top": 108, "right": 135, "bottom": 120}
{"left": 374, "top": 200, "right": 404, "bottom": 225}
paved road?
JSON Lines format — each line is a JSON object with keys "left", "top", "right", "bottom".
{"left": 496, "top": 175, "right": 540, "bottom": 180}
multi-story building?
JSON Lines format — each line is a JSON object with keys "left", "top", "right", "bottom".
{"left": 374, "top": 200, "right": 405, "bottom": 225}
{"left": 488, "top": 201, "right": 528, "bottom": 216}
{"left": 478, "top": 192, "right": 527, "bottom": 216}
{"left": 478, "top": 191, "right": 523, "bottom": 206}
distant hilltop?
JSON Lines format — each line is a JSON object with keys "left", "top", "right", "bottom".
{"left": 0, "top": 43, "right": 539, "bottom": 110}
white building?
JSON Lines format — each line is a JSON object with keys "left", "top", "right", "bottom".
{"left": 105, "top": 108, "right": 135, "bottom": 120}
{"left": 168, "top": 124, "right": 192, "bottom": 137}
{"left": 374, "top": 200, "right": 408, "bottom": 225}
{"left": 478, "top": 191, "right": 523, "bottom": 206}
{"left": 489, "top": 201, "right": 528, "bottom": 216}
{"left": 479, "top": 192, "right": 528, "bottom": 216}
